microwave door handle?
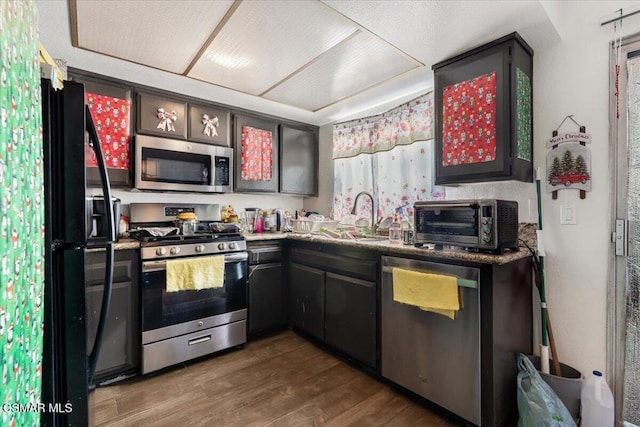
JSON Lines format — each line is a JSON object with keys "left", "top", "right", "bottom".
{"left": 86, "top": 105, "right": 116, "bottom": 242}
{"left": 87, "top": 242, "right": 114, "bottom": 384}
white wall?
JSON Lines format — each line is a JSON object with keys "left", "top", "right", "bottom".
{"left": 313, "top": 2, "right": 640, "bottom": 379}
{"left": 301, "top": 124, "right": 334, "bottom": 217}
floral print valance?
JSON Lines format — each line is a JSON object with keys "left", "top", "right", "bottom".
{"left": 332, "top": 92, "right": 434, "bottom": 159}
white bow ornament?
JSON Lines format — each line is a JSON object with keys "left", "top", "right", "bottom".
{"left": 156, "top": 108, "right": 177, "bottom": 132}
{"left": 202, "top": 114, "right": 219, "bottom": 137}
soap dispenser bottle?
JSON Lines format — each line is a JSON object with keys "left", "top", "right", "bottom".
{"left": 389, "top": 215, "right": 402, "bottom": 244}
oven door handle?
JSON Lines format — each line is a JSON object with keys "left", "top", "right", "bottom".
{"left": 142, "top": 252, "right": 248, "bottom": 272}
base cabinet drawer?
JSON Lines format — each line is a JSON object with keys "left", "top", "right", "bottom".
{"left": 142, "top": 320, "right": 246, "bottom": 374}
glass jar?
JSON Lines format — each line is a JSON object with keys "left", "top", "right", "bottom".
{"left": 176, "top": 212, "right": 198, "bottom": 235}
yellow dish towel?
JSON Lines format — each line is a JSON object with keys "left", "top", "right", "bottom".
{"left": 392, "top": 267, "right": 460, "bottom": 319}
{"left": 166, "top": 255, "right": 225, "bottom": 292}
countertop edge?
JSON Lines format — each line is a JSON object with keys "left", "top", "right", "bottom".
{"left": 110, "top": 233, "right": 532, "bottom": 265}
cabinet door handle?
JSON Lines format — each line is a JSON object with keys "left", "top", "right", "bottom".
{"left": 302, "top": 302, "right": 306, "bottom": 313}
{"left": 188, "top": 335, "right": 211, "bottom": 346}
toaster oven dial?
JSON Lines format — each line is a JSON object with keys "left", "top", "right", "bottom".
{"left": 170, "top": 247, "right": 180, "bottom": 255}
{"left": 218, "top": 243, "right": 226, "bottom": 250}
{"left": 155, "top": 247, "right": 167, "bottom": 256}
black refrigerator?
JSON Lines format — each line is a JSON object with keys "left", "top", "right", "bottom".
{"left": 40, "top": 78, "right": 117, "bottom": 426}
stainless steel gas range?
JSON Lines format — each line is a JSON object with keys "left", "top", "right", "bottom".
{"left": 129, "top": 203, "right": 247, "bottom": 374}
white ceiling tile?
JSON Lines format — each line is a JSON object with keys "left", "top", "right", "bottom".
{"left": 74, "top": 0, "right": 234, "bottom": 73}
{"left": 186, "top": 0, "right": 357, "bottom": 95}
{"left": 263, "top": 31, "right": 420, "bottom": 111}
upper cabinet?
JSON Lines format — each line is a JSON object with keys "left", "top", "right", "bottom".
{"left": 136, "top": 92, "right": 187, "bottom": 139}
{"left": 187, "top": 104, "right": 231, "bottom": 146}
{"left": 433, "top": 32, "right": 533, "bottom": 185}
{"left": 279, "top": 125, "right": 318, "bottom": 196}
{"left": 233, "top": 113, "right": 279, "bottom": 193}
{"left": 81, "top": 79, "right": 133, "bottom": 188}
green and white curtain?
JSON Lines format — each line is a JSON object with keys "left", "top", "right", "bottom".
{"left": 1, "top": 1, "right": 45, "bottom": 426}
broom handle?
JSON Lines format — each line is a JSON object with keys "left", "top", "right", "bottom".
{"left": 545, "top": 310, "right": 562, "bottom": 376}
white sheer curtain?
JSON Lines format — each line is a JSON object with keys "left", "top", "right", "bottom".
{"left": 333, "top": 140, "right": 443, "bottom": 223}
{"left": 373, "top": 140, "right": 443, "bottom": 219}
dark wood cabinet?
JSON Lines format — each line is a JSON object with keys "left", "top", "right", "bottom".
{"left": 233, "top": 113, "right": 279, "bottom": 192}
{"left": 325, "top": 272, "right": 376, "bottom": 368}
{"left": 289, "top": 262, "right": 325, "bottom": 340}
{"left": 136, "top": 92, "right": 187, "bottom": 139}
{"left": 247, "top": 241, "right": 287, "bottom": 335}
{"left": 279, "top": 125, "right": 318, "bottom": 196}
{"left": 433, "top": 32, "right": 533, "bottom": 184}
{"left": 85, "top": 249, "right": 139, "bottom": 384}
{"left": 74, "top": 78, "right": 132, "bottom": 188}
{"left": 187, "top": 104, "right": 231, "bottom": 146}
{"left": 288, "top": 241, "right": 379, "bottom": 368}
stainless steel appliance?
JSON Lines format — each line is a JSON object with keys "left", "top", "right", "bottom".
{"left": 134, "top": 134, "right": 233, "bottom": 193}
{"left": 381, "top": 256, "right": 481, "bottom": 425}
{"left": 129, "top": 203, "right": 247, "bottom": 374}
{"left": 413, "top": 199, "right": 519, "bottom": 254}
{"left": 41, "top": 79, "right": 118, "bottom": 425}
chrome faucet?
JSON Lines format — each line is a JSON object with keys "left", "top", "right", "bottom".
{"left": 350, "top": 191, "right": 376, "bottom": 235}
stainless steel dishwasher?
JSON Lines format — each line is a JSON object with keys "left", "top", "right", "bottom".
{"left": 381, "top": 255, "right": 481, "bottom": 426}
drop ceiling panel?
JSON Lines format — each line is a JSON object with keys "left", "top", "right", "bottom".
{"left": 187, "top": 0, "right": 357, "bottom": 95}
{"left": 74, "top": 0, "right": 233, "bottom": 73}
{"left": 263, "top": 31, "right": 420, "bottom": 111}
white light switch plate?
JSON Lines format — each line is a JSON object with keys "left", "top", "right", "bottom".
{"left": 560, "top": 205, "right": 577, "bottom": 225}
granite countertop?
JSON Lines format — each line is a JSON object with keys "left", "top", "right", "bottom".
{"left": 284, "top": 233, "right": 531, "bottom": 265}
{"left": 108, "top": 224, "right": 537, "bottom": 266}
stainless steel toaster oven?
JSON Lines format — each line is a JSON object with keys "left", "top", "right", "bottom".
{"left": 413, "top": 199, "right": 519, "bottom": 254}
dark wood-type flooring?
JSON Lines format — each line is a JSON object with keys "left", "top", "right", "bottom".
{"left": 93, "top": 330, "right": 462, "bottom": 426}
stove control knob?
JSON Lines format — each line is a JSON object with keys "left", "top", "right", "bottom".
{"left": 156, "top": 247, "right": 167, "bottom": 256}
{"left": 170, "top": 247, "right": 180, "bottom": 255}
{"left": 218, "top": 243, "right": 226, "bottom": 250}
{"left": 195, "top": 244, "right": 205, "bottom": 253}
{"left": 229, "top": 242, "right": 236, "bottom": 250}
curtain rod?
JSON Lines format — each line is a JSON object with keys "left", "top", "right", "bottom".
{"left": 601, "top": 8, "right": 640, "bottom": 26}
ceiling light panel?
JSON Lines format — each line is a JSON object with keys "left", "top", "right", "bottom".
{"left": 263, "top": 31, "right": 419, "bottom": 111}
{"left": 187, "top": 0, "right": 357, "bottom": 95}
{"left": 74, "top": 0, "right": 233, "bottom": 73}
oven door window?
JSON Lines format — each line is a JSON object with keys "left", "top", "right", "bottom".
{"left": 142, "top": 257, "right": 247, "bottom": 331}
{"left": 418, "top": 208, "right": 478, "bottom": 237}
{"left": 141, "top": 147, "right": 211, "bottom": 185}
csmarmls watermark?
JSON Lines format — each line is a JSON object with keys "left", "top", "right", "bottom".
{"left": 1, "top": 402, "right": 73, "bottom": 413}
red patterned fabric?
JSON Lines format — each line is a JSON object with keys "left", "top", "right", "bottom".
{"left": 86, "top": 93, "right": 130, "bottom": 170}
{"left": 442, "top": 72, "right": 496, "bottom": 166}
{"left": 241, "top": 126, "right": 273, "bottom": 181}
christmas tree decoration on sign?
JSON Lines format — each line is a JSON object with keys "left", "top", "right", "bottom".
{"left": 545, "top": 115, "right": 591, "bottom": 200}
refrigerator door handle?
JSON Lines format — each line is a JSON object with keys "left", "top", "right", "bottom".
{"left": 85, "top": 106, "right": 116, "bottom": 383}
{"left": 86, "top": 105, "right": 115, "bottom": 241}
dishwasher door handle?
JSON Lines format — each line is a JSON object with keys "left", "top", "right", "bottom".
{"left": 381, "top": 266, "right": 478, "bottom": 289}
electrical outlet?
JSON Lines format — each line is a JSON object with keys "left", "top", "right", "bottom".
{"left": 560, "top": 205, "right": 577, "bottom": 225}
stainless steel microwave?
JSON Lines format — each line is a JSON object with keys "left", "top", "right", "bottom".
{"left": 134, "top": 135, "right": 232, "bottom": 193}
{"left": 413, "top": 199, "right": 519, "bottom": 254}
